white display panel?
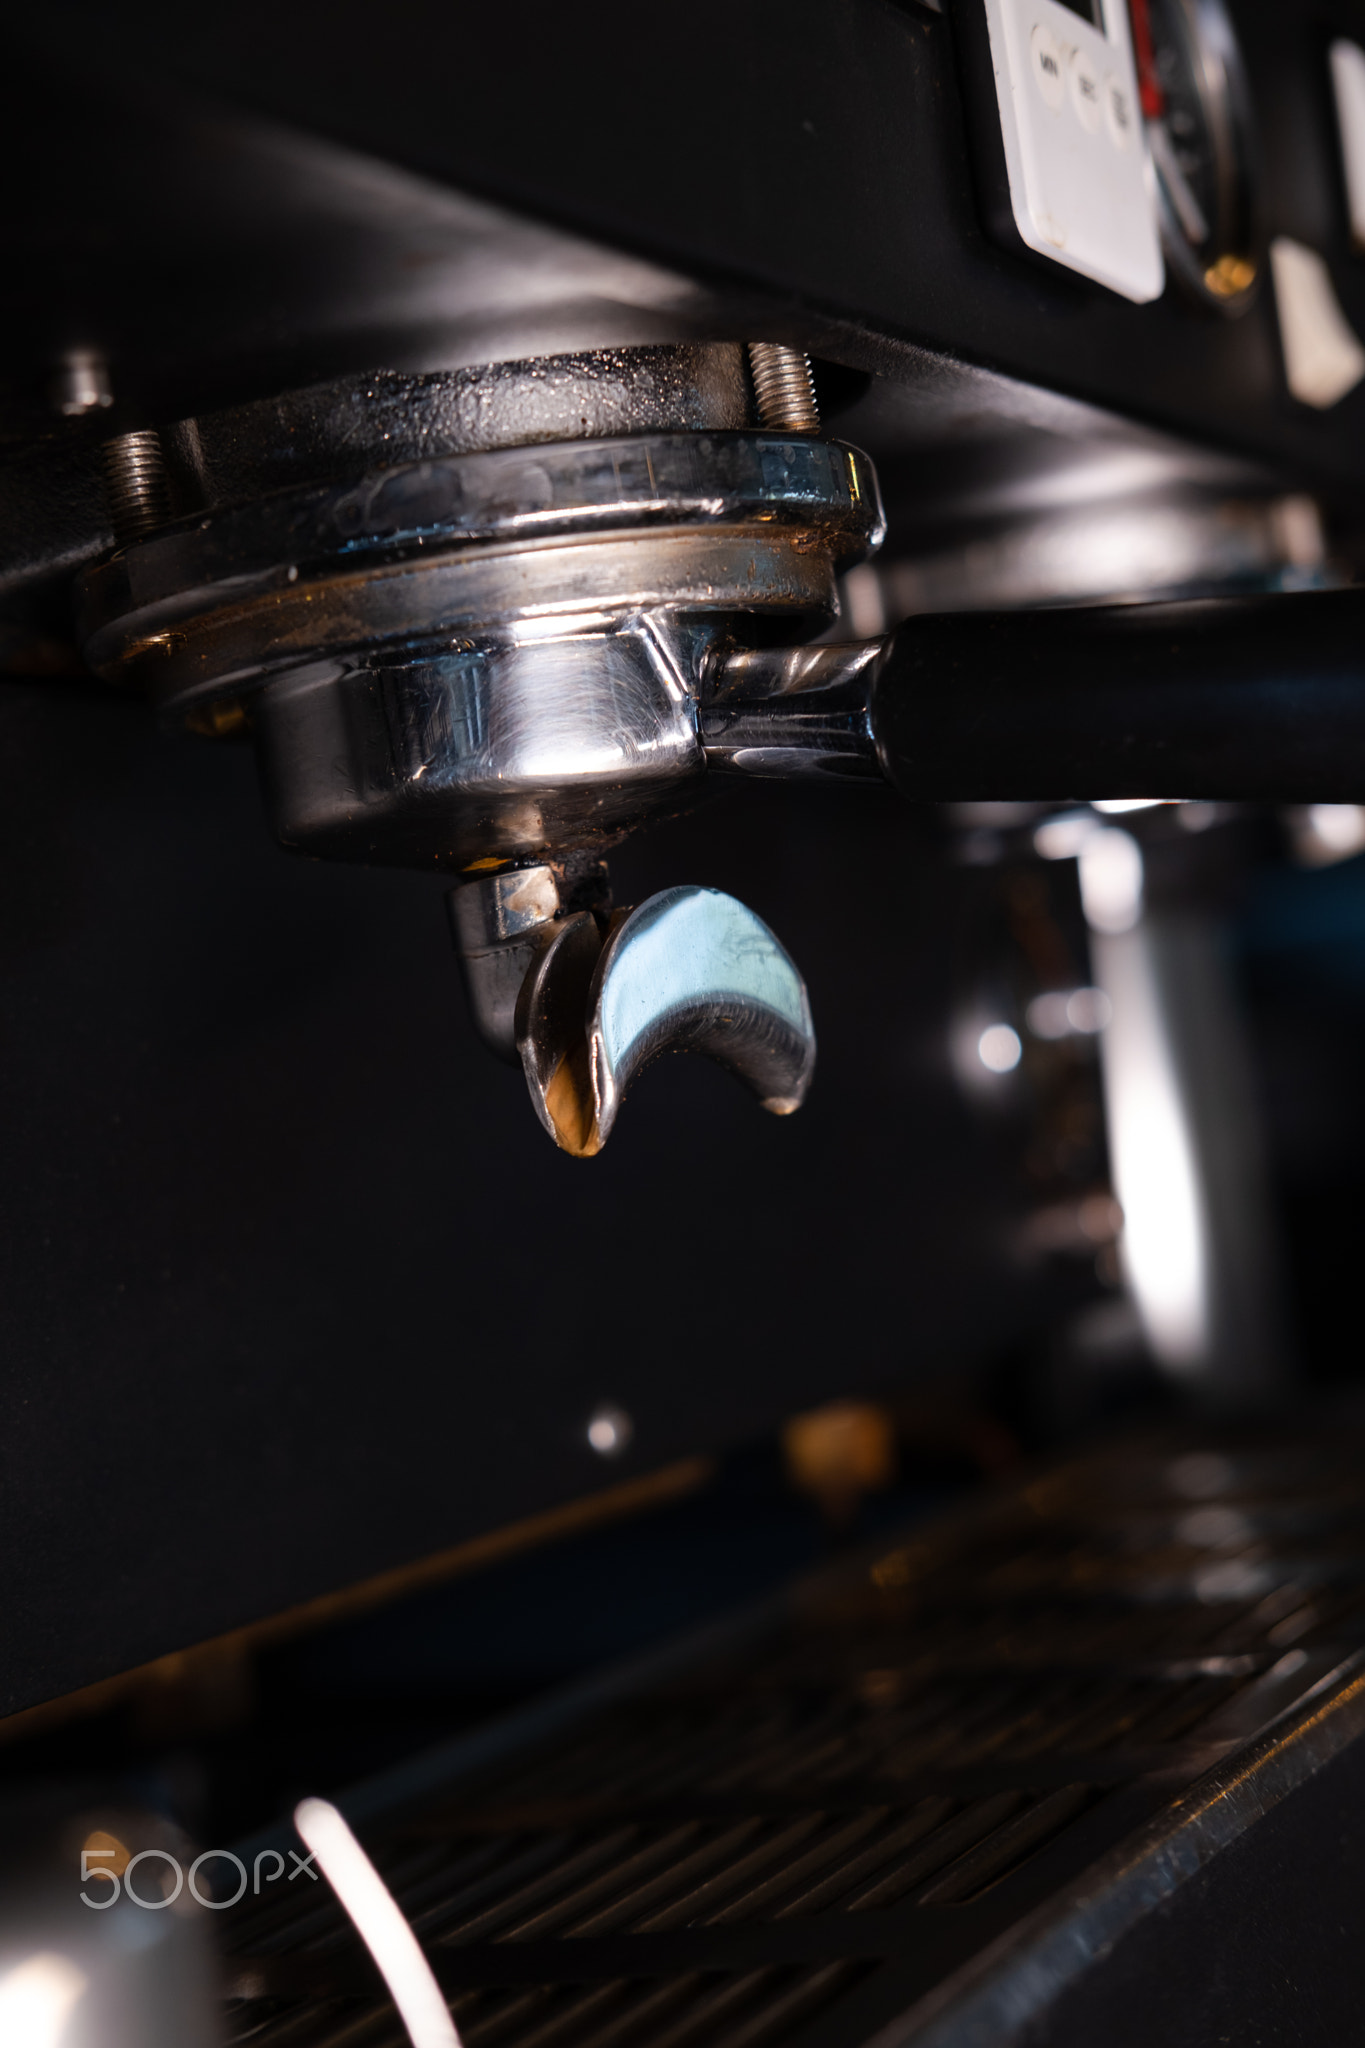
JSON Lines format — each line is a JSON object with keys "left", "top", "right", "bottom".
{"left": 983, "top": 0, "right": 1164, "bottom": 304}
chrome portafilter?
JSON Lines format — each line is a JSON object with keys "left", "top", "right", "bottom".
{"left": 76, "top": 348, "right": 885, "bottom": 1151}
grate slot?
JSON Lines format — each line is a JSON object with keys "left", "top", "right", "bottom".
{"left": 985, "top": 1675, "right": 1165, "bottom": 1761}
{"left": 498, "top": 1824, "right": 706, "bottom": 1943}
{"left": 382, "top": 1840, "right": 556, "bottom": 1944}
{"left": 941, "top": 1676, "right": 1085, "bottom": 1765}
{"left": 403, "top": 1836, "right": 586, "bottom": 1942}
{"left": 475, "top": 1972, "right": 790, "bottom": 2048}
{"left": 564, "top": 1821, "right": 768, "bottom": 1937}
{"left": 632, "top": 1814, "right": 832, "bottom": 1931}
{"left": 624, "top": 1965, "right": 848, "bottom": 2048}
{"left": 701, "top": 1808, "right": 893, "bottom": 1924}
{"left": 243, "top": 2000, "right": 403, "bottom": 2048}
{"left": 700, "top": 1964, "right": 867, "bottom": 2048}
{"left": 454, "top": 1985, "right": 559, "bottom": 2048}
{"left": 917, "top": 1784, "right": 1093, "bottom": 1904}
{"left": 450, "top": 1967, "right": 864, "bottom": 2048}
{"left": 810, "top": 1685, "right": 980, "bottom": 1786}
{"left": 888, "top": 1679, "right": 1048, "bottom": 1772}
{"left": 1124, "top": 1676, "right": 1241, "bottom": 1745}
{"left": 840, "top": 1791, "right": 1026, "bottom": 1912}
{"left": 434, "top": 1830, "right": 640, "bottom": 1946}
{"left": 771, "top": 1797, "right": 957, "bottom": 1919}
{"left": 471, "top": 1980, "right": 641, "bottom": 2048}
{"left": 227, "top": 1839, "right": 471, "bottom": 1957}
{"left": 565, "top": 1979, "right": 717, "bottom": 2048}
{"left": 226, "top": 1837, "right": 539, "bottom": 1964}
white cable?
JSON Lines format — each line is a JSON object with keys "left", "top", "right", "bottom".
{"left": 294, "top": 1798, "right": 461, "bottom": 2048}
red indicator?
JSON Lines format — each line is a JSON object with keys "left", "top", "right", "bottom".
{"left": 1127, "top": 0, "right": 1166, "bottom": 120}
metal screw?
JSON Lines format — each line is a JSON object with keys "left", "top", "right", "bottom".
{"left": 747, "top": 343, "right": 821, "bottom": 433}
{"left": 101, "top": 429, "right": 172, "bottom": 545}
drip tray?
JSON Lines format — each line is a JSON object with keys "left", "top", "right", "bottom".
{"left": 220, "top": 1426, "right": 1365, "bottom": 2047}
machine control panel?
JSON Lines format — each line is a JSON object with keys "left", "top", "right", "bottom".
{"left": 983, "top": 0, "right": 1164, "bottom": 302}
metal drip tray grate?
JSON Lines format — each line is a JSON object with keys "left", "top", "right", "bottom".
{"left": 261, "top": 1963, "right": 873, "bottom": 2048}
{"left": 220, "top": 1427, "right": 1365, "bottom": 2047}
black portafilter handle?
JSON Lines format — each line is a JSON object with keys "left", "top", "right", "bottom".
{"left": 867, "top": 588, "right": 1365, "bottom": 802}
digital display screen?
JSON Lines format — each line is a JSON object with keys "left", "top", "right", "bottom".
{"left": 1053, "top": 0, "right": 1103, "bottom": 26}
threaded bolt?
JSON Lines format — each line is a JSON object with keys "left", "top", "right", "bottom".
{"left": 101, "top": 429, "right": 172, "bottom": 544}
{"left": 747, "top": 343, "right": 821, "bottom": 434}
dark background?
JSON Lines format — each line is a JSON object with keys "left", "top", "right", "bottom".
{"left": 6, "top": 0, "right": 1365, "bottom": 1723}
{"left": 0, "top": 678, "right": 1065, "bottom": 1716}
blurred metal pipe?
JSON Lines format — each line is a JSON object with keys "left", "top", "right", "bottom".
{"left": 1090, "top": 912, "right": 1288, "bottom": 1399}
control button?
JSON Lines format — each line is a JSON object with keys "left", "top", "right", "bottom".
{"left": 1031, "top": 23, "right": 1066, "bottom": 111}
{"left": 1104, "top": 73, "right": 1136, "bottom": 150}
{"left": 1069, "top": 45, "right": 1103, "bottom": 133}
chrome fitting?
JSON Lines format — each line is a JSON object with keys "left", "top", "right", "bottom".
{"left": 74, "top": 346, "right": 884, "bottom": 1151}
{"left": 449, "top": 868, "right": 816, "bottom": 1156}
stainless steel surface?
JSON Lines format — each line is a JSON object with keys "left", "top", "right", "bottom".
{"left": 711, "top": 642, "right": 884, "bottom": 702}
{"left": 448, "top": 865, "right": 564, "bottom": 1063}
{"left": 516, "top": 909, "right": 607, "bottom": 1154}
{"left": 514, "top": 886, "right": 816, "bottom": 1156}
{"left": 449, "top": 866, "right": 563, "bottom": 950}
{"left": 747, "top": 344, "right": 821, "bottom": 434}
{"left": 75, "top": 362, "right": 880, "bottom": 1152}
{"left": 162, "top": 348, "right": 755, "bottom": 513}
{"left": 100, "top": 429, "right": 172, "bottom": 545}
{"left": 142, "top": 529, "right": 841, "bottom": 709}
{"left": 78, "top": 430, "right": 883, "bottom": 705}
{"left": 79, "top": 420, "right": 882, "bottom": 880}
{"left": 702, "top": 640, "right": 884, "bottom": 780}
{"left": 589, "top": 887, "right": 816, "bottom": 1138}
{"left": 1088, "top": 894, "right": 1287, "bottom": 1395}
{"left": 254, "top": 622, "right": 704, "bottom": 870}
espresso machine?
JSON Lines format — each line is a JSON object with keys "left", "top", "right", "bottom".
{"left": 4, "top": 2, "right": 1365, "bottom": 2042}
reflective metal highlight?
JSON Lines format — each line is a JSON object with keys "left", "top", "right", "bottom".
{"left": 513, "top": 886, "right": 816, "bottom": 1156}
